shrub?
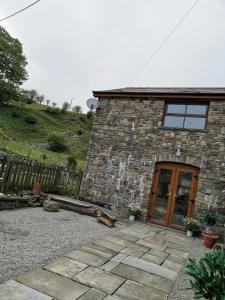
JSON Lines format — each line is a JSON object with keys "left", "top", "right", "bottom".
{"left": 11, "top": 110, "right": 20, "bottom": 118}
{"left": 24, "top": 115, "right": 37, "bottom": 124}
{"left": 87, "top": 110, "right": 95, "bottom": 120}
{"left": 41, "top": 154, "right": 47, "bottom": 160}
{"left": 79, "top": 115, "right": 86, "bottom": 122}
{"left": 67, "top": 155, "right": 77, "bottom": 168}
{"left": 185, "top": 251, "right": 225, "bottom": 299}
{"left": 77, "top": 129, "right": 83, "bottom": 136}
{"left": 48, "top": 134, "right": 67, "bottom": 152}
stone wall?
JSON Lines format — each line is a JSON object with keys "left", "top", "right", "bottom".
{"left": 80, "top": 96, "right": 225, "bottom": 218}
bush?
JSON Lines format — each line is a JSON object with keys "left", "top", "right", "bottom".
{"left": 185, "top": 251, "right": 225, "bottom": 299}
{"left": 48, "top": 134, "right": 67, "bottom": 152}
{"left": 79, "top": 115, "right": 86, "bottom": 122}
{"left": 86, "top": 111, "right": 95, "bottom": 120}
{"left": 77, "top": 129, "right": 83, "bottom": 136}
{"left": 11, "top": 110, "right": 20, "bottom": 118}
{"left": 67, "top": 155, "right": 77, "bottom": 168}
{"left": 24, "top": 115, "right": 37, "bottom": 124}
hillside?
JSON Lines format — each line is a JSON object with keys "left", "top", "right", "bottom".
{"left": 0, "top": 103, "right": 93, "bottom": 168}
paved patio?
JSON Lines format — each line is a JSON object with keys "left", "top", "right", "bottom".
{"left": 0, "top": 221, "right": 194, "bottom": 300}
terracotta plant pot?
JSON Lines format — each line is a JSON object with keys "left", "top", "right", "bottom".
{"left": 32, "top": 183, "right": 41, "bottom": 195}
{"left": 202, "top": 232, "right": 219, "bottom": 249}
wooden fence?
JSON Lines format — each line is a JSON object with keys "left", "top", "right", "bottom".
{"left": 0, "top": 156, "right": 83, "bottom": 198}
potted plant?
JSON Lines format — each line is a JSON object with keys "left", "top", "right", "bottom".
{"left": 183, "top": 218, "right": 201, "bottom": 237}
{"left": 128, "top": 204, "right": 142, "bottom": 221}
{"left": 185, "top": 250, "right": 225, "bottom": 300}
{"left": 200, "top": 210, "right": 221, "bottom": 248}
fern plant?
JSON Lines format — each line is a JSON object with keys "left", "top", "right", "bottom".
{"left": 185, "top": 251, "right": 225, "bottom": 300}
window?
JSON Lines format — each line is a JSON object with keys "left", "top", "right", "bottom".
{"left": 163, "top": 103, "right": 208, "bottom": 130}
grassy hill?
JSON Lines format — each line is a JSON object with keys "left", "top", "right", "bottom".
{"left": 0, "top": 102, "right": 93, "bottom": 169}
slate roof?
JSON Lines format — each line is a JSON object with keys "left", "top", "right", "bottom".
{"left": 93, "top": 87, "right": 225, "bottom": 98}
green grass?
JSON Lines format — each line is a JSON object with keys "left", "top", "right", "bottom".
{"left": 0, "top": 102, "right": 92, "bottom": 169}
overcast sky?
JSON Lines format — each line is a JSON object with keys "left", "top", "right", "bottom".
{"left": 1, "top": 0, "right": 225, "bottom": 111}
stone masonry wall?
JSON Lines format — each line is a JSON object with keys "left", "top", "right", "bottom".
{"left": 80, "top": 96, "right": 225, "bottom": 218}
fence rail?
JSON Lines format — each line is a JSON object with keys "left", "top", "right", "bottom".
{"left": 0, "top": 156, "right": 83, "bottom": 198}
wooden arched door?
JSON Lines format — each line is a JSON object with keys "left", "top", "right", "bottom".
{"left": 148, "top": 162, "right": 199, "bottom": 229}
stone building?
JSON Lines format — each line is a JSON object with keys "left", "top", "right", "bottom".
{"left": 80, "top": 87, "right": 225, "bottom": 229}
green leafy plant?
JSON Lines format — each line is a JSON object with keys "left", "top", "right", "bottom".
{"left": 48, "top": 134, "right": 67, "bottom": 153}
{"left": 185, "top": 251, "right": 225, "bottom": 300}
{"left": 183, "top": 218, "right": 201, "bottom": 235}
{"left": 199, "top": 210, "right": 221, "bottom": 233}
{"left": 128, "top": 204, "right": 143, "bottom": 218}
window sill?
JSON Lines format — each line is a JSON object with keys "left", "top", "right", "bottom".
{"left": 159, "top": 126, "right": 208, "bottom": 133}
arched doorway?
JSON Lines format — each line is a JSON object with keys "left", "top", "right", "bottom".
{"left": 148, "top": 162, "right": 199, "bottom": 229}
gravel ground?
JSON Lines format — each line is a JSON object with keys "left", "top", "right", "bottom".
{"left": 168, "top": 237, "right": 210, "bottom": 300}
{"left": 0, "top": 207, "right": 116, "bottom": 283}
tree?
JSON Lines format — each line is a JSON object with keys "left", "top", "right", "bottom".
{"left": 46, "top": 99, "right": 50, "bottom": 106}
{"left": 0, "top": 26, "right": 28, "bottom": 102}
{"left": 73, "top": 105, "right": 82, "bottom": 113}
{"left": 52, "top": 102, "right": 57, "bottom": 108}
{"left": 61, "top": 101, "right": 70, "bottom": 113}
{"left": 36, "top": 95, "right": 45, "bottom": 104}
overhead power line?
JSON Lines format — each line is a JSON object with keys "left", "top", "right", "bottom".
{"left": 128, "top": 0, "right": 200, "bottom": 85}
{"left": 0, "top": 0, "right": 40, "bottom": 22}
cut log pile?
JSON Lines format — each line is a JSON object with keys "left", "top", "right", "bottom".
{"left": 0, "top": 191, "right": 47, "bottom": 210}
{"left": 0, "top": 191, "right": 118, "bottom": 228}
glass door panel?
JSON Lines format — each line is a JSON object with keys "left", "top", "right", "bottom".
{"left": 152, "top": 169, "right": 172, "bottom": 223}
{"left": 172, "top": 171, "right": 193, "bottom": 226}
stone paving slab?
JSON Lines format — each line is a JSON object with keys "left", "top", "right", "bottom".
{"left": 121, "top": 246, "right": 147, "bottom": 258}
{"left": 44, "top": 256, "right": 87, "bottom": 278}
{"left": 94, "top": 239, "right": 126, "bottom": 252}
{"left": 114, "top": 233, "right": 139, "bottom": 242}
{"left": 100, "top": 260, "right": 120, "bottom": 272}
{"left": 122, "top": 256, "right": 178, "bottom": 281}
{"left": 81, "top": 243, "right": 117, "bottom": 259}
{"left": 166, "top": 253, "right": 187, "bottom": 265}
{"left": 111, "top": 263, "right": 174, "bottom": 294}
{"left": 162, "top": 259, "right": 183, "bottom": 272}
{"left": 111, "top": 253, "right": 128, "bottom": 263}
{"left": 136, "top": 239, "right": 167, "bottom": 251}
{"left": 140, "top": 252, "right": 165, "bottom": 264}
{"left": 165, "top": 247, "right": 190, "bottom": 259}
{"left": 0, "top": 280, "right": 52, "bottom": 300}
{"left": 114, "top": 280, "right": 168, "bottom": 300}
{"left": 66, "top": 250, "right": 108, "bottom": 267}
{"left": 17, "top": 268, "right": 89, "bottom": 300}
{"left": 0, "top": 222, "right": 194, "bottom": 300}
{"left": 78, "top": 288, "right": 106, "bottom": 300}
{"left": 119, "top": 227, "right": 150, "bottom": 239}
{"left": 165, "top": 241, "right": 192, "bottom": 252}
{"left": 148, "top": 248, "right": 169, "bottom": 260}
{"left": 74, "top": 266, "right": 125, "bottom": 295}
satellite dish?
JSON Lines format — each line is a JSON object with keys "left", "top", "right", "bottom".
{"left": 86, "top": 98, "right": 100, "bottom": 110}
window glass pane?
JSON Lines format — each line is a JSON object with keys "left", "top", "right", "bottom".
{"left": 184, "top": 117, "right": 206, "bottom": 129}
{"left": 186, "top": 105, "right": 207, "bottom": 115}
{"left": 167, "top": 104, "right": 186, "bottom": 114}
{"left": 164, "top": 116, "right": 184, "bottom": 128}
